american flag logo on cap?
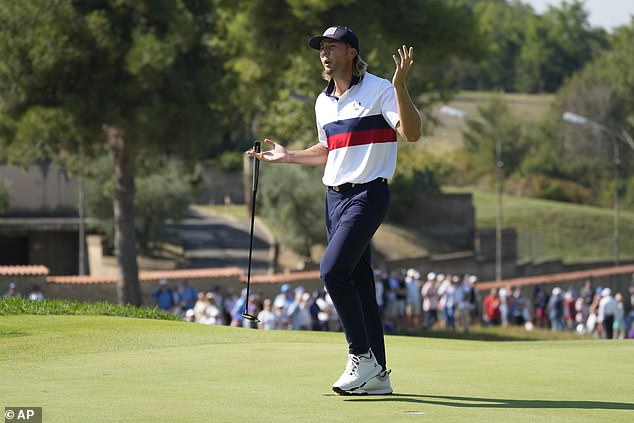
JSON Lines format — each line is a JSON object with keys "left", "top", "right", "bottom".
{"left": 324, "top": 27, "right": 338, "bottom": 36}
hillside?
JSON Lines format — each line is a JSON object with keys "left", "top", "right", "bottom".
{"left": 423, "top": 91, "right": 554, "bottom": 152}
{"left": 448, "top": 187, "right": 634, "bottom": 263}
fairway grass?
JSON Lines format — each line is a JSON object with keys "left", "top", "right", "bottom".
{"left": 1, "top": 316, "right": 633, "bottom": 422}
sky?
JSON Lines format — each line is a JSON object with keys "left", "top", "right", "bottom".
{"left": 522, "top": 0, "right": 634, "bottom": 31}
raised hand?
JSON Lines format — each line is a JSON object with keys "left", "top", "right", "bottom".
{"left": 392, "top": 45, "right": 414, "bottom": 88}
{"left": 247, "top": 139, "right": 289, "bottom": 163}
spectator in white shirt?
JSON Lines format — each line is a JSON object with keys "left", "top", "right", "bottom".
{"left": 598, "top": 288, "right": 617, "bottom": 339}
{"left": 258, "top": 299, "right": 278, "bottom": 330}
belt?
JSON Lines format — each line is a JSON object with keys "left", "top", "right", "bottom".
{"left": 329, "top": 177, "right": 387, "bottom": 193}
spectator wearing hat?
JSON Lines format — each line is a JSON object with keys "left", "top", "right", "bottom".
{"left": 193, "top": 292, "right": 208, "bottom": 322}
{"left": 438, "top": 275, "right": 457, "bottom": 331}
{"left": 288, "top": 292, "right": 312, "bottom": 330}
{"left": 457, "top": 275, "right": 478, "bottom": 333}
{"left": 202, "top": 292, "right": 223, "bottom": 325}
{"left": 421, "top": 272, "right": 439, "bottom": 328}
{"left": 598, "top": 288, "right": 617, "bottom": 339}
{"left": 498, "top": 285, "right": 509, "bottom": 327}
{"left": 3, "top": 283, "right": 20, "bottom": 298}
{"left": 273, "top": 283, "right": 294, "bottom": 318}
{"left": 404, "top": 268, "right": 422, "bottom": 330}
{"left": 152, "top": 279, "right": 176, "bottom": 312}
{"left": 613, "top": 293, "right": 626, "bottom": 340}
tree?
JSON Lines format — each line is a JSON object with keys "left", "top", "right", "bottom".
{"left": 449, "top": 0, "right": 608, "bottom": 93}
{"left": 463, "top": 96, "right": 527, "bottom": 182}
{"left": 213, "top": 0, "right": 483, "bottom": 148}
{"left": 515, "top": 0, "right": 607, "bottom": 92}
{"left": 258, "top": 164, "right": 326, "bottom": 259}
{"left": 469, "top": 0, "right": 535, "bottom": 91}
{"left": 85, "top": 156, "right": 197, "bottom": 254}
{"left": 550, "top": 19, "right": 634, "bottom": 207}
{"left": 0, "top": 0, "right": 222, "bottom": 305}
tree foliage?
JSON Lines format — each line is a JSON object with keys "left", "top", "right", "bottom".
{"left": 515, "top": 0, "right": 607, "bottom": 92}
{"left": 85, "top": 157, "right": 196, "bottom": 254}
{"left": 214, "top": 0, "right": 483, "bottom": 147}
{"left": 455, "top": 0, "right": 608, "bottom": 93}
{"left": 548, "top": 21, "right": 634, "bottom": 208}
{"left": 0, "top": 0, "right": 223, "bottom": 305}
{"left": 463, "top": 95, "right": 528, "bottom": 180}
{"left": 257, "top": 164, "right": 326, "bottom": 258}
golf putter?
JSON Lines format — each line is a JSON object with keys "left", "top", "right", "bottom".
{"left": 242, "top": 141, "right": 261, "bottom": 323}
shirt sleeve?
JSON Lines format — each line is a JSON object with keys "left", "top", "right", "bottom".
{"left": 315, "top": 101, "right": 328, "bottom": 148}
{"left": 379, "top": 83, "right": 400, "bottom": 130}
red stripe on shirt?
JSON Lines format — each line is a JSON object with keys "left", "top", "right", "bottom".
{"left": 327, "top": 128, "right": 397, "bottom": 151}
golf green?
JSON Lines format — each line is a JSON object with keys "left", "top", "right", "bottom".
{"left": 1, "top": 315, "right": 632, "bottom": 422}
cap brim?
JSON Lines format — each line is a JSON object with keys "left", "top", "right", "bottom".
{"left": 309, "top": 36, "right": 329, "bottom": 50}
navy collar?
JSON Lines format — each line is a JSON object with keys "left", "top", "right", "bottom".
{"left": 323, "top": 74, "right": 363, "bottom": 98}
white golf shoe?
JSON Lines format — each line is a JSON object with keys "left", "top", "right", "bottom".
{"left": 347, "top": 369, "right": 393, "bottom": 395}
{"left": 332, "top": 350, "right": 381, "bottom": 394}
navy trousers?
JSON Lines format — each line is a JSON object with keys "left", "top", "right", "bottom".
{"left": 320, "top": 180, "right": 389, "bottom": 369}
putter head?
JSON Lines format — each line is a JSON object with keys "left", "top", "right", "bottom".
{"left": 242, "top": 312, "right": 261, "bottom": 323}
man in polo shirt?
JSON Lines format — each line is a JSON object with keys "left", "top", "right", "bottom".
{"left": 248, "top": 26, "right": 421, "bottom": 395}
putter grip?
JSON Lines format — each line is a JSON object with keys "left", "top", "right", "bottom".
{"left": 252, "top": 141, "right": 260, "bottom": 191}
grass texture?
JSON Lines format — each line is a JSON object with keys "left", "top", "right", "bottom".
{"left": 1, "top": 313, "right": 632, "bottom": 422}
{"left": 0, "top": 297, "right": 180, "bottom": 321}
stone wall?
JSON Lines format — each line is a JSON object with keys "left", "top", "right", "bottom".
{"left": 401, "top": 193, "right": 475, "bottom": 251}
{"left": 197, "top": 166, "right": 245, "bottom": 205}
{"left": 0, "top": 162, "right": 77, "bottom": 215}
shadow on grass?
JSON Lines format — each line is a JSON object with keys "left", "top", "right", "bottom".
{"left": 396, "top": 329, "right": 532, "bottom": 342}
{"left": 345, "top": 394, "right": 634, "bottom": 410}
{"left": 392, "top": 325, "right": 583, "bottom": 341}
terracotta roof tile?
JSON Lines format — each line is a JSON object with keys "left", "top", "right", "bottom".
{"left": 477, "top": 264, "right": 634, "bottom": 290}
{"left": 0, "top": 265, "right": 49, "bottom": 276}
{"left": 140, "top": 267, "right": 244, "bottom": 281}
{"left": 46, "top": 266, "right": 245, "bottom": 285}
{"left": 45, "top": 275, "right": 117, "bottom": 284}
{"left": 242, "top": 270, "right": 321, "bottom": 284}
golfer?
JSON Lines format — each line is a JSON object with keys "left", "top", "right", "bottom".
{"left": 248, "top": 26, "right": 421, "bottom": 395}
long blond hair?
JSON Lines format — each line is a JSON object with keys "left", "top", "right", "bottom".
{"left": 322, "top": 50, "right": 368, "bottom": 81}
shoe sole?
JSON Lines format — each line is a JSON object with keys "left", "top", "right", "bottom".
{"left": 331, "top": 366, "right": 382, "bottom": 395}
{"left": 335, "top": 388, "right": 393, "bottom": 396}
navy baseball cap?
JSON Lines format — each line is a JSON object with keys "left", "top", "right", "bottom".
{"left": 308, "top": 26, "right": 359, "bottom": 52}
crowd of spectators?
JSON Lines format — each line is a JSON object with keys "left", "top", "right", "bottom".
{"left": 529, "top": 280, "right": 634, "bottom": 340}
{"left": 2, "top": 282, "right": 46, "bottom": 301}
{"left": 162, "top": 271, "right": 634, "bottom": 340}
{"left": 155, "top": 279, "right": 341, "bottom": 331}
{"left": 3, "top": 271, "right": 631, "bottom": 340}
